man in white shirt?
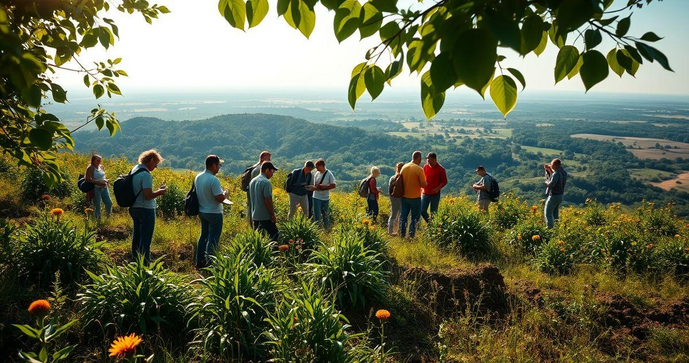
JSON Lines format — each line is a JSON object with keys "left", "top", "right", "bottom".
{"left": 312, "top": 159, "right": 336, "bottom": 228}
{"left": 195, "top": 155, "right": 227, "bottom": 268}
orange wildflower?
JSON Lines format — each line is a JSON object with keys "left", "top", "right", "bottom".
{"left": 41, "top": 194, "right": 51, "bottom": 200}
{"left": 28, "top": 299, "right": 51, "bottom": 317}
{"left": 50, "top": 208, "right": 64, "bottom": 217}
{"left": 531, "top": 206, "right": 538, "bottom": 213}
{"left": 109, "top": 333, "right": 143, "bottom": 358}
{"left": 362, "top": 219, "right": 371, "bottom": 226}
{"left": 375, "top": 309, "right": 391, "bottom": 321}
{"left": 85, "top": 208, "right": 94, "bottom": 214}
{"left": 278, "top": 244, "right": 289, "bottom": 252}
{"left": 532, "top": 235, "right": 541, "bottom": 241}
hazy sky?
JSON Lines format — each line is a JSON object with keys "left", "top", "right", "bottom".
{"left": 54, "top": 0, "right": 689, "bottom": 100}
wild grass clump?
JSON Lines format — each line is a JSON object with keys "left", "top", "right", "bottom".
{"left": 224, "top": 230, "right": 276, "bottom": 267}
{"left": 21, "top": 168, "right": 73, "bottom": 203}
{"left": 336, "top": 220, "right": 388, "bottom": 254}
{"left": 3, "top": 215, "right": 103, "bottom": 287}
{"left": 508, "top": 220, "right": 550, "bottom": 254}
{"left": 279, "top": 213, "right": 319, "bottom": 249}
{"left": 189, "top": 247, "right": 280, "bottom": 360}
{"left": 306, "top": 234, "right": 389, "bottom": 310}
{"left": 492, "top": 194, "right": 530, "bottom": 230}
{"left": 157, "top": 183, "right": 186, "bottom": 218}
{"left": 425, "top": 203, "right": 493, "bottom": 259}
{"left": 78, "top": 257, "right": 193, "bottom": 340}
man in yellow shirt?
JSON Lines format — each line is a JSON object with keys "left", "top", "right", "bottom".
{"left": 399, "top": 151, "right": 427, "bottom": 238}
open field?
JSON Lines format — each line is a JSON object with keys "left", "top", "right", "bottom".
{"left": 571, "top": 133, "right": 689, "bottom": 160}
{"left": 630, "top": 168, "right": 676, "bottom": 181}
{"left": 521, "top": 145, "right": 563, "bottom": 156}
{"left": 651, "top": 171, "right": 689, "bottom": 192}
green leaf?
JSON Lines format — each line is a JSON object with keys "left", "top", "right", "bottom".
{"left": 21, "top": 85, "right": 42, "bottom": 108}
{"left": 429, "top": 52, "right": 457, "bottom": 92}
{"left": 106, "top": 83, "right": 121, "bottom": 95}
{"left": 406, "top": 40, "right": 432, "bottom": 74}
{"left": 284, "top": 0, "right": 316, "bottom": 38}
{"left": 616, "top": 15, "right": 631, "bottom": 37}
{"left": 379, "top": 21, "right": 402, "bottom": 57}
{"left": 277, "top": 0, "right": 289, "bottom": 15}
{"left": 50, "top": 83, "right": 67, "bottom": 103}
{"left": 29, "top": 128, "right": 53, "bottom": 150}
{"left": 385, "top": 57, "right": 403, "bottom": 85}
{"left": 635, "top": 42, "right": 673, "bottom": 71}
{"left": 98, "top": 27, "right": 113, "bottom": 49}
{"left": 490, "top": 75, "right": 518, "bottom": 117}
{"left": 507, "top": 68, "right": 526, "bottom": 90}
{"left": 598, "top": 16, "right": 618, "bottom": 26}
{"left": 452, "top": 29, "right": 497, "bottom": 97}
{"left": 534, "top": 31, "right": 548, "bottom": 56}
{"left": 13, "top": 324, "right": 41, "bottom": 339}
{"left": 557, "top": 0, "right": 599, "bottom": 32}
{"left": 567, "top": 56, "right": 583, "bottom": 79}
{"left": 93, "top": 84, "right": 104, "bottom": 99}
{"left": 640, "top": 32, "right": 662, "bottom": 42}
{"left": 83, "top": 75, "right": 90, "bottom": 87}
{"left": 371, "top": 0, "right": 397, "bottom": 13}
{"left": 554, "top": 45, "right": 580, "bottom": 83}
{"left": 364, "top": 65, "right": 385, "bottom": 100}
{"left": 548, "top": 22, "right": 567, "bottom": 48}
{"left": 348, "top": 63, "right": 367, "bottom": 109}
{"left": 333, "top": 0, "right": 361, "bottom": 43}
{"left": 53, "top": 345, "right": 77, "bottom": 361}
{"left": 606, "top": 49, "right": 624, "bottom": 77}
{"left": 484, "top": 10, "right": 521, "bottom": 53}
{"left": 219, "top": 0, "right": 246, "bottom": 30}
{"left": 246, "top": 0, "right": 269, "bottom": 28}
{"left": 617, "top": 49, "right": 638, "bottom": 76}
{"left": 359, "top": 3, "right": 382, "bottom": 39}
{"left": 81, "top": 29, "right": 99, "bottom": 48}
{"left": 520, "top": 15, "right": 544, "bottom": 55}
{"left": 584, "top": 29, "right": 602, "bottom": 49}
{"left": 580, "top": 50, "right": 609, "bottom": 91}
{"left": 421, "top": 70, "right": 445, "bottom": 119}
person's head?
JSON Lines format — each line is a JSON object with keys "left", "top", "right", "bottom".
{"left": 551, "top": 158, "right": 561, "bottom": 170}
{"left": 476, "top": 165, "right": 486, "bottom": 176}
{"left": 205, "top": 154, "right": 224, "bottom": 175}
{"left": 315, "top": 159, "right": 326, "bottom": 173}
{"left": 412, "top": 151, "right": 422, "bottom": 165}
{"left": 261, "top": 161, "right": 278, "bottom": 179}
{"left": 138, "top": 150, "right": 164, "bottom": 171}
{"left": 426, "top": 152, "right": 438, "bottom": 167}
{"left": 304, "top": 160, "right": 315, "bottom": 173}
{"left": 370, "top": 166, "right": 380, "bottom": 178}
{"left": 91, "top": 154, "right": 102, "bottom": 167}
{"left": 395, "top": 162, "right": 404, "bottom": 175}
{"left": 259, "top": 151, "right": 271, "bottom": 162}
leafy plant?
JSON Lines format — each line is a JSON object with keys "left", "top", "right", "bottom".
{"left": 13, "top": 299, "right": 77, "bottom": 362}
{"left": 655, "top": 236, "right": 689, "bottom": 278}
{"left": 278, "top": 214, "right": 319, "bottom": 250}
{"left": 157, "top": 182, "right": 185, "bottom": 218}
{"left": 78, "top": 257, "right": 192, "bottom": 340}
{"left": 508, "top": 221, "right": 550, "bottom": 255}
{"left": 224, "top": 230, "right": 276, "bottom": 267}
{"left": 306, "top": 234, "right": 389, "bottom": 310}
{"left": 189, "top": 247, "right": 280, "bottom": 360}
{"left": 21, "top": 168, "right": 73, "bottom": 203}
{"left": 535, "top": 239, "right": 578, "bottom": 275}
{"left": 425, "top": 205, "right": 493, "bottom": 259}
{"left": 492, "top": 194, "right": 530, "bottom": 230}
{"left": 337, "top": 221, "right": 388, "bottom": 254}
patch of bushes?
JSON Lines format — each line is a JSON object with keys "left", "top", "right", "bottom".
{"left": 279, "top": 214, "right": 319, "bottom": 249}
{"left": 425, "top": 204, "right": 493, "bottom": 259}
{"left": 157, "top": 183, "right": 185, "bottom": 218}
{"left": 21, "top": 168, "right": 73, "bottom": 203}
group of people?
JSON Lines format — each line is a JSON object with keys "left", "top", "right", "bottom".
{"left": 82, "top": 149, "right": 567, "bottom": 267}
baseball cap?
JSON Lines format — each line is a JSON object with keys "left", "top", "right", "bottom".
{"left": 476, "top": 165, "right": 485, "bottom": 171}
{"left": 261, "top": 161, "right": 279, "bottom": 172}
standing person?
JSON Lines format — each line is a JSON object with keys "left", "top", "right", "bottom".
{"left": 313, "top": 159, "right": 336, "bottom": 228}
{"left": 544, "top": 158, "right": 568, "bottom": 228}
{"left": 245, "top": 151, "right": 271, "bottom": 225}
{"left": 399, "top": 151, "right": 427, "bottom": 238}
{"left": 286, "top": 160, "right": 315, "bottom": 219}
{"left": 250, "top": 162, "right": 279, "bottom": 241}
{"left": 387, "top": 162, "right": 404, "bottom": 236}
{"left": 130, "top": 150, "right": 167, "bottom": 264}
{"left": 421, "top": 152, "right": 448, "bottom": 223}
{"left": 84, "top": 154, "right": 112, "bottom": 221}
{"left": 195, "top": 155, "right": 228, "bottom": 268}
{"left": 472, "top": 166, "right": 493, "bottom": 215}
{"left": 366, "top": 167, "right": 382, "bottom": 223}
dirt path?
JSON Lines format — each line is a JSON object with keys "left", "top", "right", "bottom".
{"left": 652, "top": 171, "right": 689, "bottom": 191}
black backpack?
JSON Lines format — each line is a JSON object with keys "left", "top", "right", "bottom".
{"left": 284, "top": 168, "right": 300, "bottom": 193}
{"left": 487, "top": 174, "right": 500, "bottom": 202}
{"left": 77, "top": 176, "right": 95, "bottom": 193}
{"left": 357, "top": 177, "right": 371, "bottom": 198}
{"left": 113, "top": 168, "right": 149, "bottom": 207}
{"left": 184, "top": 181, "right": 199, "bottom": 216}
{"left": 241, "top": 163, "right": 259, "bottom": 192}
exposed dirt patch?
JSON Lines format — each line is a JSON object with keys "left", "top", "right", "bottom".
{"left": 97, "top": 225, "right": 130, "bottom": 241}
{"left": 0, "top": 197, "right": 30, "bottom": 219}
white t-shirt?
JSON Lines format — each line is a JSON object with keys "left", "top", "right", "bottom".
{"left": 313, "top": 170, "right": 336, "bottom": 201}
{"left": 195, "top": 170, "right": 223, "bottom": 214}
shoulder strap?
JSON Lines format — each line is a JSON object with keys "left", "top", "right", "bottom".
{"left": 131, "top": 167, "right": 150, "bottom": 200}
{"left": 319, "top": 170, "right": 329, "bottom": 184}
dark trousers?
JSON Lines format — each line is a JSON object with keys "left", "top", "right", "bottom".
{"left": 400, "top": 197, "right": 421, "bottom": 238}
{"left": 253, "top": 220, "right": 279, "bottom": 242}
{"left": 197, "top": 212, "right": 223, "bottom": 267}
{"left": 130, "top": 208, "right": 155, "bottom": 264}
{"left": 421, "top": 193, "right": 441, "bottom": 222}
{"left": 367, "top": 194, "right": 379, "bottom": 222}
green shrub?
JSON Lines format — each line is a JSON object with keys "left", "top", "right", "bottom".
{"left": 78, "top": 257, "right": 193, "bottom": 339}
{"left": 492, "top": 194, "right": 530, "bottom": 230}
{"left": 306, "top": 234, "right": 389, "bottom": 310}
{"left": 508, "top": 221, "right": 550, "bottom": 254}
{"left": 190, "top": 247, "right": 280, "bottom": 360}
{"left": 655, "top": 236, "right": 689, "bottom": 278}
{"left": 425, "top": 205, "right": 493, "bottom": 259}
{"left": 594, "top": 227, "right": 655, "bottom": 274}
{"left": 11, "top": 215, "right": 103, "bottom": 287}
{"left": 265, "top": 282, "right": 354, "bottom": 363}
{"left": 337, "top": 222, "right": 388, "bottom": 254}
{"left": 635, "top": 202, "right": 681, "bottom": 237}
{"left": 21, "top": 168, "right": 73, "bottom": 203}
{"left": 157, "top": 182, "right": 185, "bottom": 218}
{"left": 279, "top": 214, "right": 319, "bottom": 249}
{"left": 224, "top": 230, "right": 276, "bottom": 267}
{"left": 535, "top": 239, "right": 577, "bottom": 275}
{"left": 582, "top": 199, "right": 607, "bottom": 227}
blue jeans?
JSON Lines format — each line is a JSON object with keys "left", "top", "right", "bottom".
{"left": 367, "top": 194, "right": 379, "bottom": 222}
{"left": 313, "top": 198, "right": 330, "bottom": 228}
{"left": 197, "top": 212, "right": 223, "bottom": 267}
{"left": 420, "top": 193, "right": 441, "bottom": 222}
{"left": 93, "top": 187, "right": 112, "bottom": 220}
{"left": 399, "top": 197, "right": 421, "bottom": 238}
{"left": 544, "top": 194, "right": 564, "bottom": 228}
{"left": 130, "top": 208, "right": 155, "bottom": 264}
{"left": 388, "top": 197, "right": 401, "bottom": 235}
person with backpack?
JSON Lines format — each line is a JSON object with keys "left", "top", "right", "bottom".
{"left": 399, "top": 151, "right": 427, "bottom": 238}
{"left": 387, "top": 162, "right": 404, "bottom": 236}
{"left": 312, "top": 159, "right": 336, "bottom": 228}
{"left": 243, "top": 151, "right": 271, "bottom": 225}
{"left": 250, "top": 161, "right": 280, "bottom": 241}
{"left": 544, "top": 158, "right": 568, "bottom": 228}
{"left": 83, "top": 154, "right": 112, "bottom": 221}
{"left": 194, "top": 155, "right": 228, "bottom": 268}
{"left": 364, "top": 166, "right": 382, "bottom": 223}
{"left": 421, "top": 152, "right": 448, "bottom": 223}
{"left": 286, "top": 160, "right": 315, "bottom": 219}
{"left": 472, "top": 166, "right": 495, "bottom": 215}
{"left": 129, "top": 150, "right": 167, "bottom": 264}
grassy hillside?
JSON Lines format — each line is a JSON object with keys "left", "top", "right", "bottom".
{"left": 1, "top": 153, "right": 689, "bottom": 361}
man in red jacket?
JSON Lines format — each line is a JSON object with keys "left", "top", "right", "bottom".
{"left": 421, "top": 152, "right": 448, "bottom": 223}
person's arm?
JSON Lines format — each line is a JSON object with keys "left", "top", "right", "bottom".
{"left": 419, "top": 169, "right": 428, "bottom": 188}
{"left": 434, "top": 169, "right": 448, "bottom": 193}
{"left": 545, "top": 171, "right": 560, "bottom": 187}
{"left": 369, "top": 178, "right": 379, "bottom": 196}
{"left": 84, "top": 166, "right": 98, "bottom": 184}
{"left": 264, "top": 196, "right": 276, "bottom": 223}
{"left": 142, "top": 174, "right": 166, "bottom": 200}
{"left": 212, "top": 178, "right": 226, "bottom": 203}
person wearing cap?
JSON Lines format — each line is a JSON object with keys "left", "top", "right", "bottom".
{"left": 250, "top": 161, "right": 279, "bottom": 241}
{"left": 287, "top": 160, "right": 315, "bottom": 219}
{"left": 246, "top": 151, "right": 271, "bottom": 225}
{"left": 421, "top": 152, "right": 448, "bottom": 223}
{"left": 195, "top": 155, "right": 228, "bottom": 268}
{"left": 472, "top": 166, "right": 493, "bottom": 215}
{"left": 399, "top": 151, "right": 427, "bottom": 238}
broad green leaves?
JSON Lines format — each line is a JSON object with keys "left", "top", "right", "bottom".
{"left": 334, "top": 0, "right": 362, "bottom": 43}
{"left": 490, "top": 75, "right": 518, "bottom": 117}
{"left": 453, "top": 29, "right": 497, "bottom": 97}
{"left": 284, "top": 0, "right": 316, "bottom": 38}
{"left": 219, "top": 0, "right": 246, "bottom": 30}
{"left": 360, "top": 3, "right": 383, "bottom": 39}
{"left": 554, "top": 46, "right": 580, "bottom": 83}
{"left": 247, "top": 0, "right": 269, "bottom": 28}
{"left": 580, "top": 50, "right": 609, "bottom": 91}
{"left": 421, "top": 71, "right": 445, "bottom": 119}
{"left": 520, "top": 15, "right": 544, "bottom": 55}
{"left": 364, "top": 66, "right": 385, "bottom": 100}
